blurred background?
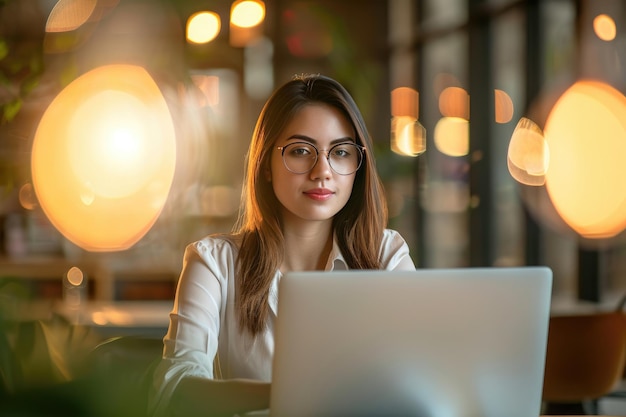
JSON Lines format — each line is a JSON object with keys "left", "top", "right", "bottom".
{"left": 0, "top": 0, "right": 625, "bottom": 316}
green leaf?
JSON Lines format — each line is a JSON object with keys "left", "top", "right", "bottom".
{"left": 2, "top": 98, "right": 22, "bottom": 123}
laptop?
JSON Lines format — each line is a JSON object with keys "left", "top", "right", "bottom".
{"left": 270, "top": 267, "right": 552, "bottom": 417}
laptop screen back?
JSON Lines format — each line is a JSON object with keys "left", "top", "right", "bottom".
{"left": 270, "top": 267, "right": 552, "bottom": 417}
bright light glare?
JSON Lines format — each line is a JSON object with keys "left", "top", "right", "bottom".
{"left": 544, "top": 80, "right": 626, "bottom": 238}
{"left": 434, "top": 117, "right": 469, "bottom": 157}
{"left": 593, "top": 14, "right": 616, "bottom": 42}
{"left": 231, "top": 0, "right": 265, "bottom": 28}
{"left": 391, "top": 116, "right": 426, "bottom": 157}
{"left": 187, "top": 11, "right": 221, "bottom": 44}
{"left": 68, "top": 91, "right": 159, "bottom": 199}
{"left": 507, "top": 117, "right": 549, "bottom": 186}
{"left": 31, "top": 64, "right": 177, "bottom": 251}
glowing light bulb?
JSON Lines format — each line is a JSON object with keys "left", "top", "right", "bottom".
{"left": 31, "top": 64, "right": 177, "bottom": 251}
{"left": 434, "top": 117, "right": 469, "bottom": 157}
{"left": 544, "top": 80, "right": 626, "bottom": 238}
{"left": 593, "top": 14, "right": 616, "bottom": 42}
{"left": 230, "top": 0, "right": 265, "bottom": 28}
{"left": 507, "top": 117, "right": 549, "bottom": 186}
{"left": 187, "top": 11, "right": 221, "bottom": 44}
{"left": 390, "top": 87, "right": 425, "bottom": 156}
{"left": 229, "top": 0, "right": 265, "bottom": 47}
{"left": 391, "top": 116, "right": 426, "bottom": 156}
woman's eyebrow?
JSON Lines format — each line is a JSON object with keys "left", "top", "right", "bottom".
{"left": 285, "top": 134, "right": 356, "bottom": 144}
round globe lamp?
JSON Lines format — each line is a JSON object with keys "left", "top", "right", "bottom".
{"left": 31, "top": 64, "right": 177, "bottom": 251}
{"left": 544, "top": 80, "right": 626, "bottom": 238}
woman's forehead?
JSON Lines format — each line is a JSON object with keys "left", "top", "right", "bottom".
{"left": 279, "top": 104, "right": 355, "bottom": 141}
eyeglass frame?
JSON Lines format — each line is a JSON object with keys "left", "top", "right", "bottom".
{"left": 275, "top": 141, "right": 366, "bottom": 176}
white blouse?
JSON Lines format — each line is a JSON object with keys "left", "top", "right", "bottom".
{"left": 149, "top": 229, "right": 415, "bottom": 414}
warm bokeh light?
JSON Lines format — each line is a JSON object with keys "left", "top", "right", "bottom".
{"left": 434, "top": 117, "right": 469, "bottom": 157}
{"left": 439, "top": 87, "right": 469, "bottom": 120}
{"left": 186, "top": 11, "right": 221, "bottom": 44}
{"left": 66, "top": 266, "right": 84, "bottom": 286}
{"left": 230, "top": 0, "right": 265, "bottom": 28}
{"left": 18, "top": 183, "right": 38, "bottom": 210}
{"left": 229, "top": 1, "right": 265, "bottom": 47}
{"left": 391, "top": 87, "right": 419, "bottom": 119}
{"left": 593, "top": 14, "right": 616, "bottom": 42}
{"left": 507, "top": 117, "right": 549, "bottom": 186}
{"left": 544, "top": 80, "right": 626, "bottom": 238}
{"left": 46, "top": 0, "right": 97, "bottom": 32}
{"left": 391, "top": 116, "right": 427, "bottom": 156}
{"left": 390, "top": 87, "right": 425, "bottom": 156}
{"left": 495, "top": 89, "right": 514, "bottom": 123}
{"left": 31, "top": 64, "right": 177, "bottom": 251}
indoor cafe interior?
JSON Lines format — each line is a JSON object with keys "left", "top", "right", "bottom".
{"left": 1, "top": 0, "right": 626, "bottom": 416}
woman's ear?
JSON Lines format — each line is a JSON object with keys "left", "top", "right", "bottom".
{"left": 264, "top": 165, "right": 272, "bottom": 182}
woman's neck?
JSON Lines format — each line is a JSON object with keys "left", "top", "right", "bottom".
{"left": 280, "top": 219, "right": 334, "bottom": 273}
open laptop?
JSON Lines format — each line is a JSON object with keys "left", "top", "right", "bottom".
{"left": 270, "top": 267, "right": 552, "bottom": 417}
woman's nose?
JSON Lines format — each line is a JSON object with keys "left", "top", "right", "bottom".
{"left": 309, "top": 152, "right": 332, "bottom": 179}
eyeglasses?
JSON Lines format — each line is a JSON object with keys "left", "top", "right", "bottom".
{"left": 276, "top": 141, "right": 366, "bottom": 175}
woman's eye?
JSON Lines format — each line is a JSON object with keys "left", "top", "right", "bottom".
{"left": 332, "top": 146, "right": 351, "bottom": 158}
{"left": 290, "top": 146, "right": 312, "bottom": 157}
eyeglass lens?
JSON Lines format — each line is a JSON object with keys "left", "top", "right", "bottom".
{"left": 281, "top": 142, "right": 363, "bottom": 175}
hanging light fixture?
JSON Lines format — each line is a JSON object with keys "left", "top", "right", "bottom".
{"left": 507, "top": 117, "right": 549, "bottom": 186}
{"left": 390, "top": 87, "right": 426, "bottom": 156}
{"left": 434, "top": 86, "right": 470, "bottom": 157}
{"left": 31, "top": 64, "right": 177, "bottom": 251}
{"left": 543, "top": 80, "right": 626, "bottom": 238}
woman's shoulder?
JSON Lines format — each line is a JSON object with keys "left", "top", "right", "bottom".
{"left": 187, "top": 232, "right": 242, "bottom": 259}
{"left": 382, "top": 228, "right": 408, "bottom": 244}
{"left": 378, "top": 228, "right": 413, "bottom": 269}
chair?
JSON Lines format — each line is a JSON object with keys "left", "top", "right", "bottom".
{"left": 542, "top": 311, "right": 626, "bottom": 415}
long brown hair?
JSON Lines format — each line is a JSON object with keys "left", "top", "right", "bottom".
{"left": 233, "top": 74, "right": 388, "bottom": 335}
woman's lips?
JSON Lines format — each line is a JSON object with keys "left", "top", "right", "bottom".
{"left": 304, "top": 188, "right": 334, "bottom": 201}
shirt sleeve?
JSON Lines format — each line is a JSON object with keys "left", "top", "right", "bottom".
{"left": 148, "top": 238, "right": 232, "bottom": 417}
{"left": 379, "top": 229, "right": 416, "bottom": 270}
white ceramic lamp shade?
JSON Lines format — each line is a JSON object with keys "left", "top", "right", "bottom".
{"left": 31, "top": 64, "right": 177, "bottom": 251}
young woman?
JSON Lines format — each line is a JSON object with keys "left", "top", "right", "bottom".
{"left": 149, "top": 74, "right": 415, "bottom": 416}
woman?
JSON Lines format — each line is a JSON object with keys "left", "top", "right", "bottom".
{"left": 149, "top": 74, "right": 415, "bottom": 416}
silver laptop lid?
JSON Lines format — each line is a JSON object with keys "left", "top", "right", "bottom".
{"left": 270, "top": 267, "right": 552, "bottom": 417}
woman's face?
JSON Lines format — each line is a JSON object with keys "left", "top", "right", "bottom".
{"left": 269, "top": 103, "right": 358, "bottom": 227}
